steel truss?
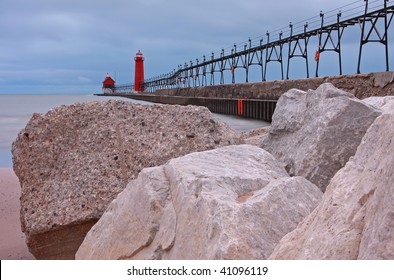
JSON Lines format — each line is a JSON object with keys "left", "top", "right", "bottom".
{"left": 358, "top": 0, "right": 394, "bottom": 73}
{"left": 315, "top": 11, "right": 345, "bottom": 77}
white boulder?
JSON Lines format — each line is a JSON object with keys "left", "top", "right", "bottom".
{"left": 76, "top": 145, "right": 322, "bottom": 260}
{"left": 270, "top": 113, "right": 394, "bottom": 260}
{"left": 262, "top": 83, "right": 381, "bottom": 191}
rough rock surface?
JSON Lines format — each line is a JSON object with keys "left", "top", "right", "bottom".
{"left": 156, "top": 71, "right": 394, "bottom": 100}
{"left": 269, "top": 114, "right": 394, "bottom": 260}
{"left": 76, "top": 145, "right": 322, "bottom": 260}
{"left": 362, "top": 96, "right": 394, "bottom": 114}
{"left": 261, "top": 83, "right": 381, "bottom": 191}
{"left": 240, "top": 126, "right": 270, "bottom": 146}
{"left": 12, "top": 100, "right": 243, "bottom": 259}
{"left": 372, "top": 71, "right": 394, "bottom": 88}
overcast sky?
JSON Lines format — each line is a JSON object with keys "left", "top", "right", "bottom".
{"left": 1, "top": 0, "right": 393, "bottom": 94}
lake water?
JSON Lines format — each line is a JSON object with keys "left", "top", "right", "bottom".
{"left": 0, "top": 94, "right": 268, "bottom": 167}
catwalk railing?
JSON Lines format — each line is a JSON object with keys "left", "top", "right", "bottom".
{"left": 115, "top": 0, "right": 394, "bottom": 93}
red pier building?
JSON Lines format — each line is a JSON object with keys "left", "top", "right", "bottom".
{"left": 102, "top": 73, "right": 115, "bottom": 94}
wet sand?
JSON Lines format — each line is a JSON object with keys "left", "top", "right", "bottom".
{"left": 0, "top": 168, "right": 35, "bottom": 260}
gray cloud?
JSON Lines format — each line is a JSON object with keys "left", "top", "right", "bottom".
{"left": 0, "top": 0, "right": 392, "bottom": 93}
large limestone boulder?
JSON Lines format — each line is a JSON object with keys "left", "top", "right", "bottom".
{"left": 76, "top": 145, "right": 322, "bottom": 260}
{"left": 269, "top": 113, "right": 394, "bottom": 260}
{"left": 261, "top": 83, "right": 381, "bottom": 191}
{"left": 12, "top": 100, "right": 243, "bottom": 259}
{"left": 362, "top": 96, "right": 394, "bottom": 114}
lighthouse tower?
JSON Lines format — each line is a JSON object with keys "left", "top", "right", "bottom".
{"left": 134, "top": 50, "right": 145, "bottom": 92}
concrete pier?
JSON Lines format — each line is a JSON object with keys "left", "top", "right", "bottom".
{"left": 97, "top": 71, "right": 394, "bottom": 122}
{"left": 96, "top": 94, "right": 277, "bottom": 122}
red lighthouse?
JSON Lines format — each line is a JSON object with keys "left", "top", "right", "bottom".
{"left": 134, "top": 50, "right": 145, "bottom": 92}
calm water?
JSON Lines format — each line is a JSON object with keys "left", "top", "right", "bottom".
{"left": 0, "top": 94, "right": 268, "bottom": 167}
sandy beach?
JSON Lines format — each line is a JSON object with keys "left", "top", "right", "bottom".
{"left": 0, "top": 168, "right": 35, "bottom": 260}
